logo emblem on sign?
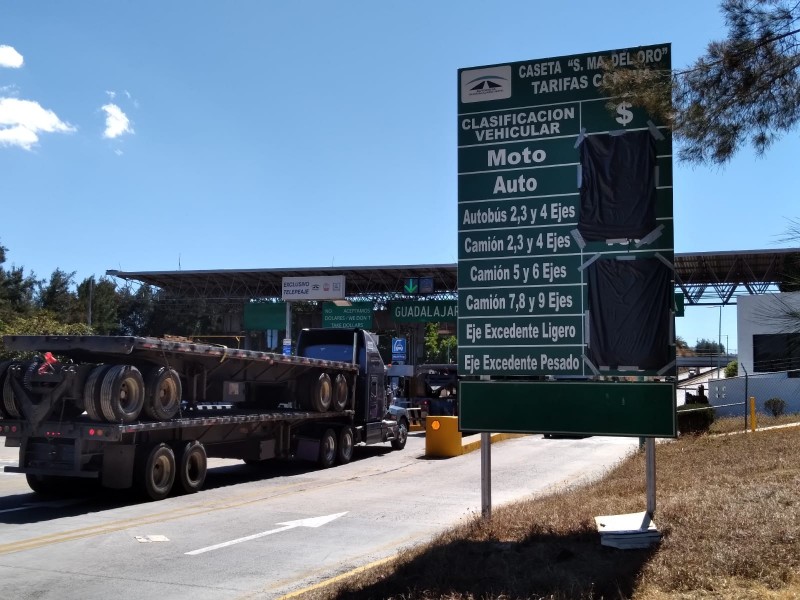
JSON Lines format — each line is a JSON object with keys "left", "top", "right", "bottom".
{"left": 461, "top": 66, "right": 512, "bottom": 103}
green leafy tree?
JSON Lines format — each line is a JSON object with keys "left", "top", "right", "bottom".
{"left": 76, "top": 276, "right": 119, "bottom": 334}
{"left": 423, "top": 322, "right": 457, "bottom": 363}
{"left": 0, "top": 265, "right": 38, "bottom": 318}
{"left": 115, "top": 283, "right": 157, "bottom": 335}
{"left": 695, "top": 338, "right": 726, "bottom": 355}
{"left": 603, "top": 0, "right": 800, "bottom": 165}
{"left": 37, "top": 268, "right": 77, "bottom": 317}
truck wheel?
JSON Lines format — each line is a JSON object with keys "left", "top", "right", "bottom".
{"left": 304, "top": 373, "right": 332, "bottom": 413}
{"left": 26, "top": 473, "right": 95, "bottom": 496}
{"left": 336, "top": 426, "right": 354, "bottom": 464}
{"left": 144, "top": 367, "right": 182, "bottom": 421}
{"left": 1, "top": 362, "right": 22, "bottom": 418}
{"left": 0, "top": 360, "right": 12, "bottom": 418}
{"left": 318, "top": 428, "right": 337, "bottom": 468}
{"left": 173, "top": 440, "right": 207, "bottom": 494}
{"left": 100, "top": 365, "right": 145, "bottom": 423}
{"left": 331, "top": 375, "right": 349, "bottom": 412}
{"left": 391, "top": 418, "right": 409, "bottom": 450}
{"left": 135, "top": 443, "right": 176, "bottom": 501}
{"left": 25, "top": 473, "right": 61, "bottom": 495}
{"left": 84, "top": 365, "right": 112, "bottom": 422}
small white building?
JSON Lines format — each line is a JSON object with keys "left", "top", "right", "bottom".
{"left": 708, "top": 291, "right": 800, "bottom": 417}
{"left": 736, "top": 291, "right": 800, "bottom": 375}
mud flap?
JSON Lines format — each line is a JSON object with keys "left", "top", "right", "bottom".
{"left": 102, "top": 445, "right": 135, "bottom": 489}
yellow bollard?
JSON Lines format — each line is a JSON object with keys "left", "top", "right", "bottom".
{"left": 425, "top": 416, "right": 463, "bottom": 457}
{"left": 750, "top": 396, "right": 757, "bottom": 432}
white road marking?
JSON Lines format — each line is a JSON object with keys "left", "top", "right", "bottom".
{"left": 185, "top": 511, "right": 347, "bottom": 556}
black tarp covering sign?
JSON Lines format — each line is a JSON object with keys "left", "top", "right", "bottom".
{"left": 586, "top": 258, "right": 671, "bottom": 370}
{"left": 578, "top": 130, "right": 657, "bottom": 241}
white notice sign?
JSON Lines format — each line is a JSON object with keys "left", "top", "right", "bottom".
{"left": 282, "top": 276, "right": 346, "bottom": 301}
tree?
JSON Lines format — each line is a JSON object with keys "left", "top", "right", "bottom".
{"left": 603, "top": 0, "right": 800, "bottom": 165}
{"left": 695, "top": 338, "right": 726, "bottom": 355}
{"left": 76, "top": 276, "right": 119, "bottom": 334}
{"left": 0, "top": 265, "right": 38, "bottom": 318}
{"left": 116, "top": 283, "right": 157, "bottom": 335}
{"left": 423, "top": 323, "right": 457, "bottom": 363}
{"left": 675, "top": 335, "right": 693, "bottom": 356}
{"left": 37, "top": 268, "right": 76, "bottom": 317}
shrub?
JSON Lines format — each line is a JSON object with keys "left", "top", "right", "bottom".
{"left": 724, "top": 360, "right": 738, "bottom": 378}
{"left": 676, "top": 401, "right": 714, "bottom": 435}
{"left": 764, "top": 397, "right": 786, "bottom": 417}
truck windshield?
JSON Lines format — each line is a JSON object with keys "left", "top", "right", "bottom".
{"left": 300, "top": 344, "right": 354, "bottom": 362}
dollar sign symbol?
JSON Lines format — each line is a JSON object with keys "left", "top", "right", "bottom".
{"left": 615, "top": 102, "right": 633, "bottom": 126}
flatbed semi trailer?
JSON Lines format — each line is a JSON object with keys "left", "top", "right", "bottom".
{"left": 0, "top": 328, "right": 408, "bottom": 500}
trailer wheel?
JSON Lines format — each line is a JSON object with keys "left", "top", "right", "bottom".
{"left": 0, "top": 360, "right": 12, "bottom": 418}
{"left": 336, "top": 426, "right": 354, "bottom": 464}
{"left": 100, "top": 365, "right": 145, "bottom": 423}
{"left": 1, "top": 361, "right": 22, "bottom": 418}
{"left": 84, "top": 365, "right": 112, "bottom": 422}
{"left": 135, "top": 443, "right": 176, "bottom": 501}
{"left": 391, "top": 417, "right": 409, "bottom": 450}
{"left": 144, "top": 367, "right": 182, "bottom": 421}
{"left": 302, "top": 373, "right": 332, "bottom": 413}
{"left": 318, "top": 428, "right": 337, "bottom": 468}
{"left": 25, "top": 473, "right": 61, "bottom": 495}
{"left": 331, "top": 374, "right": 349, "bottom": 412}
{"left": 173, "top": 440, "right": 207, "bottom": 494}
{"left": 26, "top": 473, "right": 95, "bottom": 496}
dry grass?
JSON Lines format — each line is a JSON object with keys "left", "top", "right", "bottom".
{"left": 295, "top": 426, "right": 800, "bottom": 600}
{"left": 710, "top": 414, "right": 800, "bottom": 435}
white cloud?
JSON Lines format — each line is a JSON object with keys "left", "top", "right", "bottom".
{"left": 101, "top": 103, "right": 133, "bottom": 139}
{"left": 105, "top": 90, "right": 116, "bottom": 100}
{"left": 0, "top": 45, "right": 23, "bottom": 69}
{"left": 0, "top": 97, "right": 76, "bottom": 150}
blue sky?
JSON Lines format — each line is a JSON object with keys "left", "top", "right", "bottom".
{"left": 1, "top": 1, "right": 797, "bottom": 351}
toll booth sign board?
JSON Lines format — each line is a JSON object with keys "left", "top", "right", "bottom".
{"left": 322, "top": 303, "right": 373, "bottom": 329}
{"left": 458, "top": 44, "right": 675, "bottom": 437}
{"left": 460, "top": 381, "right": 677, "bottom": 437}
{"left": 457, "top": 44, "right": 675, "bottom": 381}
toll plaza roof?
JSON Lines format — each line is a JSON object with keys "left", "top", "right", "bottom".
{"left": 107, "top": 248, "right": 800, "bottom": 307}
{"left": 106, "top": 264, "right": 459, "bottom": 303}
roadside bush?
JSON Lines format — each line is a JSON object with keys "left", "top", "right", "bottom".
{"left": 724, "top": 359, "right": 738, "bottom": 378}
{"left": 677, "top": 401, "right": 714, "bottom": 435}
{"left": 764, "top": 397, "right": 786, "bottom": 417}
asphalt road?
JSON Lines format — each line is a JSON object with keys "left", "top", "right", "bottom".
{"left": 0, "top": 432, "right": 638, "bottom": 600}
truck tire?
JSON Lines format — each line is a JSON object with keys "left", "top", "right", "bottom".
{"left": 391, "top": 418, "right": 409, "bottom": 450}
{"left": 84, "top": 365, "right": 112, "bottom": 422}
{"left": 336, "top": 426, "right": 354, "bottom": 464}
{"left": 25, "top": 473, "right": 62, "bottom": 495}
{"left": 143, "top": 367, "right": 182, "bottom": 421}
{"left": 302, "top": 373, "right": 332, "bottom": 413}
{"left": 318, "top": 428, "right": 337, "bottom": 468}
{"left": 135, "top": 443, "right": 176, "bottom": 501}
{"left": 331, "top": 374, "right": 349, "bottom": 412}
{"left": 26, "top": 473, "right": 95, "bottom": 496}
{"left": 1, "top": 362, "right": 22, "bottom": 418}
{"left": 99, "top": 365, "right": 145, "bottom": 423}
{"left": 173, "top": 440, "right": 207, "bottom": 494}
{"left": 0, "top": 360, "right": 12, "bottom": 418}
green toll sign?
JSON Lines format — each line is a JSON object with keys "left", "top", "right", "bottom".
{"left": 457, "top": 43, "right": 675, "bottom": 379}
